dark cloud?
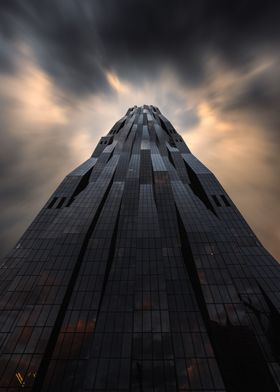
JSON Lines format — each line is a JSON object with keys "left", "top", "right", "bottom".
{"left": 97, "top": 0, "right": 280, "bottom": 84}
{"left": 0, "top": 0, "right": 279, "bottom": 93}
{"left": 0, "top": 0, "right": 108, "bottom": 94}
{"left": 222, "top": 61, "right": 280, "bottom": 139}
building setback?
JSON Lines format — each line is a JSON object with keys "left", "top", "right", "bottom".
{"left": 0, "top": 105, "right": 280, "bottom": 391}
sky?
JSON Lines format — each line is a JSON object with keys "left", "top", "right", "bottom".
{"left": 0, "top": 0, "right": 279, "bottom": 260}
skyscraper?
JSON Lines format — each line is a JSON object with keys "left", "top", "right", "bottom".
{"left": 0, "top": 105, "right": 280, "bottom": 391}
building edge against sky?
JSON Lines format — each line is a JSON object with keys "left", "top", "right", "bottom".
{"left": 0, "top": 105, "right": 280, "bottom": 391}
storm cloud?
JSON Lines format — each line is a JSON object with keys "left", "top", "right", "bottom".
{"left": 0, "top": 0, "right": 279, "bottom": 259}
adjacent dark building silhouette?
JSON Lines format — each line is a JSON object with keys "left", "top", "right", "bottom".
{"left": 1, "top": 105, "right": 280, "bottom": 391}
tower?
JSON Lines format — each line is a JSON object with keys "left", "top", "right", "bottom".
{"left": 0, "top": 105, "right": 280, "bottom": 391}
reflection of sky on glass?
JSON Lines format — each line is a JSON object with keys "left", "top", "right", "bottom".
{"left": 0, "top": 1, "right": 279, "bottom": 260}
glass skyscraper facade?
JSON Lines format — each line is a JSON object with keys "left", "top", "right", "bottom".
{"left": 0, "top": 105, "right": 280, "bottom": 391}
